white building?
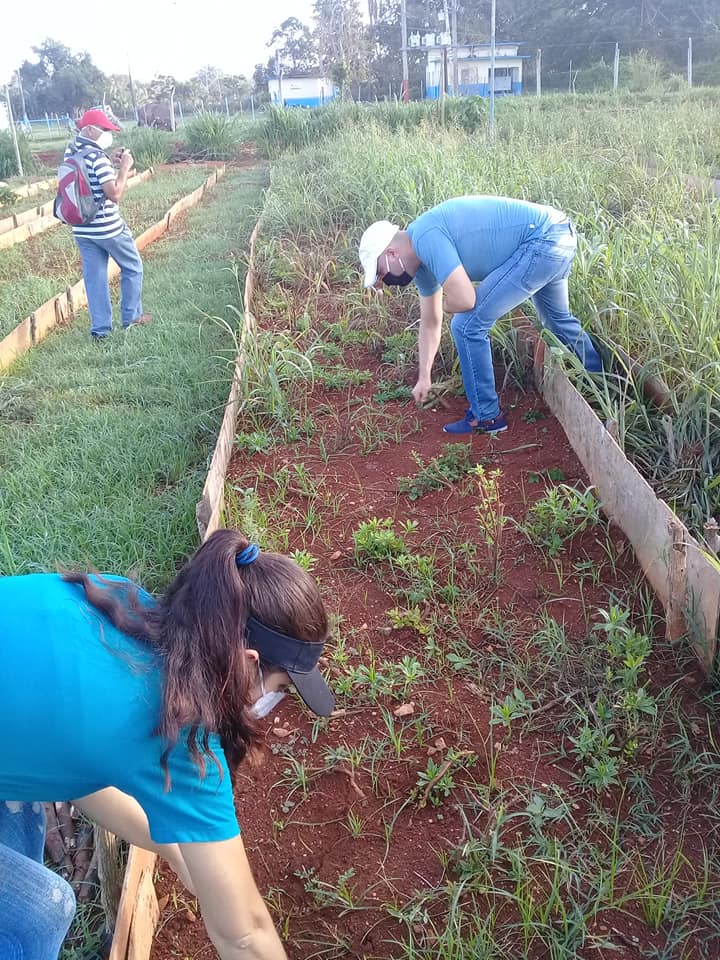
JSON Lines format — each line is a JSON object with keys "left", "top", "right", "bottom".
{"left": 419, "top": 39, "right": 526, "bottom": 99}
{"left": 268, "top": 75, "right": 339, "bottom": 108}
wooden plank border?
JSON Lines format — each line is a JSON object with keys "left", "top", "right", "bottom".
{"left": 535, "top": 342, "right": 720, "bottom": 671}
{"left": 0, "top": 166, "right": 224, "bottom": 373}
{"left": 195, "top": 219, "right": 258, "bottom": 540}
{"left": 7, "top": 176, "right": 57, "bottom": 200}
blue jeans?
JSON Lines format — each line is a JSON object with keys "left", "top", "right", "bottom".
{"left": 449, "top": 222, "right": 602, "bottom": 421}
{"left": 0, "top": 802, "right": 75, "bottom": 960}
{"left": 76, "top": 226, "right": 144, "bottom": 336}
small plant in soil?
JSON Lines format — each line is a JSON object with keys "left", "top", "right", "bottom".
{"left": 296, "top": 866, "right": 360, "bottom": 911}
{"left": 353, "top": 517, "right": 407, "bottom": 565}
{"left": 289, "top": 549, "right": 316, "bottom": 572}
{"left": 568, "top": 605, "right": 657, "bottom": 790}
{"left": 474, "top": 464, "right": 507, "bottom": 582}
{"left": 528, "top": 467, "right": 566, "bottom": 483}
{"left": 235, "top": 429, "right": 274, "bottom": 455}
{"left": 373, "top": 380, "right": 413, "bottom": 404}
{"left": 387, "top": 605, "right": 429, "bottom": 636}
{"left": 490, "top": 687, "right": 534, "bottom": 731}
{"left": 522, "top": 483, "right": 601, "bottom": 556}
{"left": 398, "top": 443, "right": 475, "bottom": 500}
{"left": 413, "top": 749, "right": 475, "bottom": 807}
{"left": 381, "top": 330, "right": 417, "bottom": 367}
{"left": 315, "top": 365, "right": 372, "bottom": 390}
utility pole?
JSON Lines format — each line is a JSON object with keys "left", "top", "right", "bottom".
{"left": 440, "top": 46, "right": 447, "bottom": 125}
{"left": 451, "top": 0, "right": 458, "bottom": 95}
{"left": 5, "top": 87, "right": 24, "bottom": 177}
{"left": 536, "top": 48, "right": 542, "bottom": 96}
{"left": 613, "top": 42, "right": 620, "bottom": 91}
{"left": 687, "top": 37, "right": 693, "bottom": 88}
{"left": 16, "top": 71, "right": 27, "bottom": 120}
{"left": 400, "top": 0, "right": 409, "bottom": 102}
{"left": 489, "top": 0, "right": 496, "bottom": 139}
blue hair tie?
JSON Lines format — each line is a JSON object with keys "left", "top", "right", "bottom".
{"left": 236, "top": 543, "right": 260, "bottom": 567}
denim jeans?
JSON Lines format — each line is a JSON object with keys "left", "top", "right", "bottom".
{"left": 0, "top": 802, "right": 76, "bottom": 959}
{"left": 449, "top": 222, "right": 602, "bottom": 421}
{"left": 76, "top": 225, "right": 144, "bottom": 336}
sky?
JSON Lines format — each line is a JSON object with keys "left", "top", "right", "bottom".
{"left": 1, "top": 0, "right": 320, "bottom": 84}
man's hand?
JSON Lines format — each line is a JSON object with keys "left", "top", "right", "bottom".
{"left": 119, "top": 149, "right": 134, "bottom": 172}
{"left": 412, "top": 377, "right": 432, "bottom": 405}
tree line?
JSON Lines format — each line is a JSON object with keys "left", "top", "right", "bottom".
{"left": 6, "top": 1, "right": 720, "bottom": 121}
{"left": 263, "top": 0, "right": 720, "bottom": 98}
{"left": 7, "top": 40, "right": 252, "bottom": 121}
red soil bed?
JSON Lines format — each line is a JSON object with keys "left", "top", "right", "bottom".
{"left": 151, "top": 347, "right": 715, "bottom": 960}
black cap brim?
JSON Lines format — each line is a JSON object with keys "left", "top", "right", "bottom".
{"left": 287, "top": 666, "right": 336, "bottom": 716}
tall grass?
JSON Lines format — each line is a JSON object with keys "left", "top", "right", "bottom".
{"left": 183, "top": 113, "right": 241, "bottom": 161}
{"left": 0, "top": 131, "right": 36, "bottom": 179}
{"left": 255, "top": 96, "right": 720, "bottom": 538}
{"left": 123, "top": 127, "right": 172, "bottom": 169}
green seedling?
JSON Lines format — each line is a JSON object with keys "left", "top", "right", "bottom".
{"left": 289, "top": 548, "right": 316, "bottom": 571}
{"left": 374, "top": 380, "right": 413, "bottom": 404}
{"left": 387, "top": 605, "right": 429, "bottom": 636}
{"left": 490, "top": 688, "right": 534, "bottom": 730}
{"left": 235, "top": 429, "right": 274, "bottom": 455}
{"left": 528, "top": 467, "right": 566, "bottom": 483}
{"left": 398, "top": 444, "right": 474, "bottom": 500}
{"left": 522, "top": 483, "right": 601, "bottom": 556}
{"left": 353, "top": 517, "right": 407, "bottom": 565}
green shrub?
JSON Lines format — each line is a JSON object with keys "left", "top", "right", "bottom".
{"left": 0, "top": 185, "right": 20, "bottom": 207}
{"left": 0, "top": 131, "right": 35, "bottom": 179}
{"left": 123, "top": 127, "right": 172, "bottom": 169}
{"left": 183, "top": 113, "right": 240, "bottom": 160}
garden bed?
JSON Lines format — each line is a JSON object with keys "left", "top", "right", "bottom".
{"left": 148, "top": 238, "right": 720, "bottom": 960}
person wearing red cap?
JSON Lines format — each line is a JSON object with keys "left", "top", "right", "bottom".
{"left": 65, "top": 109, "right": 152, "bottom": 340}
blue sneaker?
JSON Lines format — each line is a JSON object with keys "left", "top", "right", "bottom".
{"left": 443, "top": 409, "right": 508, "bottom": 435}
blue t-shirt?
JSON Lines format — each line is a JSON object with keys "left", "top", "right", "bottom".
{"left": 407, "top": 196, "right": 567, "bottom": 297}
{"left": 0, "top": 574, "right": 239, "bottom": 845}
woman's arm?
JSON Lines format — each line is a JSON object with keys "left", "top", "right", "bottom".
{"left": 180, "top": 836, "right": 287, "bottom": 960}
{"left": 72, "top": 787, "right": 194, "bottom": 892}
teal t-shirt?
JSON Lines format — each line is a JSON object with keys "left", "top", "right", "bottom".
{"left": 407, "top": 196, "right": 566, "bottom": 297}
{"left": 0, "top": 573, "right": 239, "bottom": 845}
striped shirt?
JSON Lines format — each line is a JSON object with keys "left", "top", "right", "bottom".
{"left": 64, "top": 135, "right": 125, "bottom": 240}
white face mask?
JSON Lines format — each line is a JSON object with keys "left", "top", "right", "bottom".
{"left": 96, "top": 131, "right": 113, "bottom": 150}
{"left": 251, "top": 689, "right": 287, "bottom": 718}
{"left": 250, "top": 663, "right": 287, "bottom": 718}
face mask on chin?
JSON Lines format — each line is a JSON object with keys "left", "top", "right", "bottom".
{"left": 249, "top": 662, "right": 287, "bottom": 718}
{"left": 251, "top": 689, "right": 287, "bottom": 718}
{"left": 96, "top": 131, "right": 113, "bottom": 150}
{"left": 382, "top": 254, "right": 413, "bottom": 288}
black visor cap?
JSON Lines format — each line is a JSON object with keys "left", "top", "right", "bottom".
{"left": 246, "top": 616, "right": 335, "bottom": 716}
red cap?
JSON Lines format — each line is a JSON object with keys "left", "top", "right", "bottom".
{"left": 77, "top": 109, "right": 121, "bottom": 132}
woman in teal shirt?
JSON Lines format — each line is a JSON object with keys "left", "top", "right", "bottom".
{"left": 0, "top": 529, "right": 334, "bottom": 960}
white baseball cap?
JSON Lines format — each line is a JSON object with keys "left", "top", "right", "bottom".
{"left": 358, "top": 220, "right": 399, "bottom": 287}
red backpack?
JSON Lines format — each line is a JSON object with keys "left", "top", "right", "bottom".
{"left": 53, "top": 144, "right": 100, "bottom": 226}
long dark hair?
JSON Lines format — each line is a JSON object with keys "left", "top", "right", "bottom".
{"left": 63, "top": 530, "right": 328, "bottom": 786}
